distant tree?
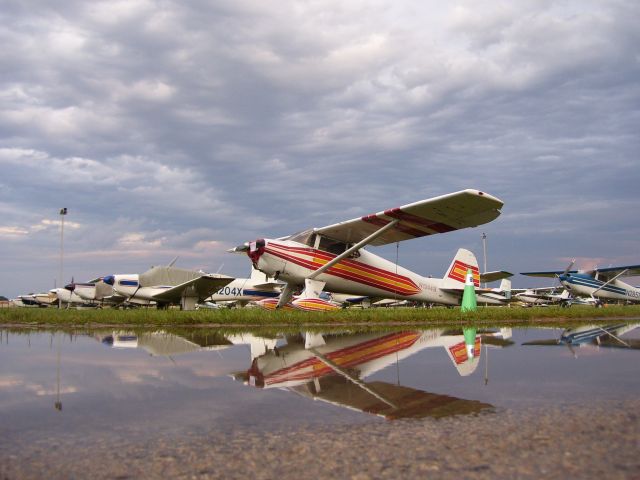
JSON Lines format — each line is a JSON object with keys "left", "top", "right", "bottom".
{"left": 0, "top": 296, "right": 8, "bottom": 301}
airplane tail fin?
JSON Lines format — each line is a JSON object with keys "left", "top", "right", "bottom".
{"left": 250, "top": 266, "right": 269, "bottom": 282}
{"left": 499, "top": 278, "right": 512, "bottom": 300}
{"left": 441, "top": 248, "right": 480, "bottom": 290}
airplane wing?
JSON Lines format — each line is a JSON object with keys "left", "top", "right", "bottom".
{"left": 480, "top": 271, "right": 512, "bottom": 283}
{"left": 520, "top": 270, "right": 578, "bottom": 278}
{"left": 251, "top": 282, "right": 283, "bottom": 290}
{"left": 593, "top": 265, "right": 640, "bottom": 280}
{"left": 151, "top": 274, "right": 233, "bottom": 303}
{"left": 314, "top": 189, "right": 503, "bottom": 246}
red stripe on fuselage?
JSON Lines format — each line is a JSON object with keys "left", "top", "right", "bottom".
{"left": 264, "top": 243, "right": 420, "bottom": 295}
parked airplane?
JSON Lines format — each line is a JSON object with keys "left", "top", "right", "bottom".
{"left": 230, "top": 189, "right": 504, "bottom": 310}
{"left": 513, "top": 287, "right": 572, "bottom": 307}
{"left": 521, "top": 261, "right": 640, "bottom": 305}
{"left": 50, "top": 286, "right": 93, "bottom": 307}
{"left": 205, "top": 267, "right": 282, "bottom": 307}
{"left": 231, "top": 328, "right": 510, "bottom": 419}
{"left": 102, "top": 264, "right": 234, "bottom": 310}
{"left": 17, "top": 292, "right": 56, "bottom": 307}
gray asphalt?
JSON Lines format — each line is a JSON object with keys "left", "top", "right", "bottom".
{"left": 2, "top": 400, "right": 638, "bottom": 479}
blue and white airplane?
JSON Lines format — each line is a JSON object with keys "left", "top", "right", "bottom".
{"left": 521, "top": 261, "right": 640, "bottom": 305}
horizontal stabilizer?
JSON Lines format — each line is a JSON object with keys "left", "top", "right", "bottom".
{"left": 480, "top": 271, "right": 513, "bottom": 283}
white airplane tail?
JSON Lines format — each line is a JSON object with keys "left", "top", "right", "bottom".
{"left": 498, "top": 278, "right": 512, "bottom": 300}
{"left": 250, "top": 266, "right": 270, "bottom": 282}
{"left": 441, "top": 248, "right": 480, "bottom": 291}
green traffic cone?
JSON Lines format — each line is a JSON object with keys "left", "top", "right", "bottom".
{"left": 461, "top": 268, "right": 477, "bottom": 312}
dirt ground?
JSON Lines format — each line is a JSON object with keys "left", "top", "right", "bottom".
{"left": 2, "top": 400, "right": 638, "bottom": 480}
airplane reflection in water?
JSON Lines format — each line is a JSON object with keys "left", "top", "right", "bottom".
{"left": 95, "top": 328, "right": 512, "bottom": 419}
{"left": 232, "top": 329, "right": 513, "bottom": 420}
{"left": 97, "top": 331, "right": 234, "bottom": 356}
{"left": 522, "top": 323, "right": 640, "bottom": 356}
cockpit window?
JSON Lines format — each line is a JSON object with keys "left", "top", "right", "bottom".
{"left": 317, "top": 236, "right": 349, "bottom": 255}
{"left": 288, "top": 229, "right": 357, "bottom": 256}
{"left": 288, "top": 229, "right": 316, "bottom": 246}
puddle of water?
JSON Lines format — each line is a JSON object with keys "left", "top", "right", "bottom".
{"left": 0, "top": 323, "right": 638, "bottom": 445}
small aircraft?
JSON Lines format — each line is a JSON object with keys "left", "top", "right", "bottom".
{"left": 50, "top": 286, "right": 93, "bottom": 307}
{"left": 521, "top": 261, "right": 640, "bottom": 306}
{"left": 231, "top": 328, "right": 511, "bottom": 419}
{"left": 17, "top": 292, "right": 57, "bottom": 307}
{"left": 102, "top": 262, "right": 234, "bottom": 310}
{"left": 513, "top": 287, "right": 572, "bottom": 307}
{"left": 230, "top": 189, "right": 506, "bottom": 310}
{"left": 205, "top": 267, "right": 282, "bottom": 307}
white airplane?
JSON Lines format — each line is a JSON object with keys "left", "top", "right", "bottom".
{"left": 231, "top": 328, "right": 511, "bottom": 419}
{"left": 102, "top": 264, "right": 234, "bottom": 310}
{"left": 230, "top": 190, "right": 505, "bottom": 311}
{"left": 18, "top": 292, "right": 57, "bottom": 307}
{"left": 513, "top": 287, "right": 572, "bottom": 307}
{"left": 205, "top": 267, "right": 282, "bottom": 307}
{"left": 50, "top": 286, "right": 92, "bottom": 307}
{"left": 521, "top": 261, "right": 640, "bottom": 306}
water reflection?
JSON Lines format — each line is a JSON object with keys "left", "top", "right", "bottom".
{"left": 92, "top": 328, "right": 514, "bottom": 419}
{"left": 1, "top": 322, "right": 638, "bottom": 434}
{"left": 522, "top": 323, "right": 640, "bottom": 356}
{"left": 231, "top": 329, "right": 512, "bottom": 419}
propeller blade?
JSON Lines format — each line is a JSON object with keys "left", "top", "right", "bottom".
{"left": 562, "top": 259, "right": 575, "bottom": 276}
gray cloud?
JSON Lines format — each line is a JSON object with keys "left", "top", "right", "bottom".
{"left": 1, "top": 0, "right": 639, "bottom": 295}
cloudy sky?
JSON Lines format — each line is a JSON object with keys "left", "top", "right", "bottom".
{"left": 1, "top": 0, "right": 639, "bottom": 297}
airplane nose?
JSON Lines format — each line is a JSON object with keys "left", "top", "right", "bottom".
{"left": 103, "top": 275, "right": 115, "bottom": 286}
{"left": 228, "top": 242, "right": 250, "bottom": 253}
{"left": 248, "top": 239, "right": 266, "bottom": 265}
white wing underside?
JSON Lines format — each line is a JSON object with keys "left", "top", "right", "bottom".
{"left": 314, "top": 189, "right": 503, "bottom": 246}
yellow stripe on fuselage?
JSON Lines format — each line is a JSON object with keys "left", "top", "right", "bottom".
{"left": 312, "top": 256, "right": 417, "bottom": 293}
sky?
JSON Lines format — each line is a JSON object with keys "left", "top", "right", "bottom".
{"left": 1, "top": 0, "right": 639, "bottom": 298}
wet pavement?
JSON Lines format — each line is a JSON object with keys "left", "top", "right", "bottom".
{"left": 1, "top": 323, "right": 639, "bottom": 478}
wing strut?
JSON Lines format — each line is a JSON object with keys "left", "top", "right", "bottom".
{"left": 308, "top": 348, "right": 399, "bottom": 410}
{"left": 308, "top": 219, "right": 399, "bottom": 280}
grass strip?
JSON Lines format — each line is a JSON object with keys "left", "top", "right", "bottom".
{"left": 1, "top": 304, "right": 639, "bottom": 329}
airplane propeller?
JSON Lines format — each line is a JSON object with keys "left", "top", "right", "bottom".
{"left": 553, "top": 259, "right": 576, "bottom": 296}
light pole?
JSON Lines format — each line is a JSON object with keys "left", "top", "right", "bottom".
{"left": 59, "top": 208, "right": 67, "bottom": 308}
{"left": 481, "top": 232, "right": 487, "bottom": 288}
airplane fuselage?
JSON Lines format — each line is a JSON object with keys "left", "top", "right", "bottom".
{"left": 207, "top": 278, "right": 281, "bottom": 304}
{"left": 105, "top": 274, "right": 158, "bottom": 304}
{"left": 252, "top": 238, "right": 464, "bottom": 305}
{"left": 560, "top": 273, "right": 640, "bottom": 303}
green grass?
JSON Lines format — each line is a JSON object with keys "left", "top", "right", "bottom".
{"left": 1, "top": 304, "right": 639, "bottom": 329}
